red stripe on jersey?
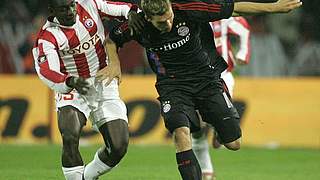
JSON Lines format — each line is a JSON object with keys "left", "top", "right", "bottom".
{"left": 61, "top": 28, "right": 79, "bottom": 49}
{"left": 235, "top": 17, "right": 251, "bottom": 64}
{"left": 39, "top": 60, "right": 68, "bottom": 83}
{"left": 77, "top": 3, "right": 98, "bottom": 36}
{"left": 106, "top": 1, "right": 132, "bottom": 7}
{"left": 227, "top": 18, "right": 251, "bottom": 64}
{"left": 95, "top": 39, "right": 107, "bottom": 69}
{"left": 38, "top": 44, "right": 67, "bottom": 83}
{"left": 172, "top": 2, "right": 221, "bottom": 12}
{"left": 175, "top": 1, "right": 221, "bottom": 7}
{"left": 227, "top": 47, "right": 234, "bottom": 72}
{"left": 173, "top": 2, "right": 221, "bottom": 9}
{"left": 58, "top": 53, "right": 67, "bottom": 74}
{"left": 77, "top": 3, "right": 107, "bottom": 70}
{"left": 244, "top": 41, "right": 251, "bottom": 64}
{"left": 235, "top": 17, "right": 250, "bottom": 29}
{"left": 36, "top": 31, "right": 67, "bottom": 74}
{"left": 38, "top": 43, "right": 45, "bottom": 57}
{"left": 173, "top": 6, "right": 221, "bottom": 12}
{"left": 35, "top": 30, "right": 59, "bottom": 48}
{"left": 61, "top": 28, "right": 91, "bottom": 78}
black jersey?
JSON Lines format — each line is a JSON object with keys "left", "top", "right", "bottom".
{"left": 110, "top": 0, "right": 234, "bottom": 84}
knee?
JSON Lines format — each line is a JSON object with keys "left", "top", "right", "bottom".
{"left": 61, "top": 131, "right": 79, "bottom": 147}
{"left": 174, "top": 127, "right": 190, "bottom": 141}
{"left": 60, "top": 106, "right": 78, "bottom": 119}
{"left": 110, "top": 138, "right": 129, "bottom": 159}
{"left": 224, "top": 139, "right": 241, "bottom": 151}
{"left": 173, "top": 127, "right": 191, "bottom": 151}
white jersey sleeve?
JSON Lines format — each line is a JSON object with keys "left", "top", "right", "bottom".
{"left": 93, "top": 0, "right": 133, "bottom": 19}
{"left": 33, "top": 39, "right": 72, "bottom": 94}
{"left": 228, "top": 17, "right": 250, "bottom": 64}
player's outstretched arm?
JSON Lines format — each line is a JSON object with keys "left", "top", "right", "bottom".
{"left": 233, "top": 0, "right": 302, "bottom": 16}
{"left": 96, "top": 38, "right": 122, "bottom": 86}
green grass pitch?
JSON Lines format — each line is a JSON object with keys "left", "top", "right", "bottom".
{"left": 0, "top": 144, "right": 319, "bottom": 180}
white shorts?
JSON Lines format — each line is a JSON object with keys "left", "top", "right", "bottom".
{"left": 55, "top": 78, "right": 128, "bottom": 131}
{"left": 221, "top": 71, "right": 235, "bottom": 98}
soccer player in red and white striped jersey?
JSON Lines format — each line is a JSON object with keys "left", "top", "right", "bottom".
{"left": 192, "top": 17, "right": 251, "bottom": 180}
{"left": 32, "top": 0, "right": 142, "bottom": 179}
{"left": 212, "top": 17, "right": 251, "bottom": 96}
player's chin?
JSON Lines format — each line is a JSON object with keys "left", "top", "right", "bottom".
{"left": 161, "top": 28, "right": 171, "bottom": 33}
{"left": 63, "top": 17, "right": 76, "bottom": 26}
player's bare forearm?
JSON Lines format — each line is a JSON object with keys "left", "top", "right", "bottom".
{"left": 233, "top": 0, "right": 302, "bottom": 16}
{"left": 96, "top": 38, "right": 122, "bottom": 85}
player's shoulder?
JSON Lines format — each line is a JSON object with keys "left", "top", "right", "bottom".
{"left": 76, "top": 0, "right": 85, "bottom": 4}
{"left": 36, "top": 20, "right": 57, "bottom": 36}
{"left": 76, "top": 0, "right": 96, "bottom": 9}
{"left": 36, "top": 21, "right": 51, "bottom": 38}
{"left": 34, "top": 20, "right": 60, "bottom": 47}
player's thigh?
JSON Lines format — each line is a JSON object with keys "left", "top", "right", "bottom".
{"left": 55, "top": 90, "right": 90, "bottom": 135}
{"left": 90, "top": 79, "right": 128, "bottom": 130}
{"left": 99, "top": 119, "right": 129, "bottom": 147}
{"left": 57, "top": 105, "right": 87, "bottom": 136}
{"left": 199, "top": 91, "right": 241, "bottom": 144}
{"left": 157, "top": 91, "right": 200, "bottom": 133}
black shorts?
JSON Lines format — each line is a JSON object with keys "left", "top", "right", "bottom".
{"left": 156, "top": 81, "right": 201, "bottom": 133}
{"left": 156, "top": 78, "right": 241, "bottom": 143}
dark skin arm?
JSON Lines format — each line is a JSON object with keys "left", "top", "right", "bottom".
{"left": 96, "top": 38, "right": 122, "bottom": 86}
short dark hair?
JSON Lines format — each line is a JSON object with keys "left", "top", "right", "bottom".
{"left": 48, "top": 0, "right": 57, "bottom": 7}
{"left": 48, "top": 0, "right": 71, "bottom": 8}
{"left": 141, "top": 0, "right": 171, "bottom": 18}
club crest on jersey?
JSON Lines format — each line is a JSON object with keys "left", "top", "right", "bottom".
{"left": 162, "top": 101, "right": 171, "bottom": 113}
{"left": 178, "top": 26, "right": 189, "bottom": 36}
{"left": 176, "top": 23, "right": 189, "bottom": 36}
{"left": 84, "top": 18, "right": 94, "bottom": 29}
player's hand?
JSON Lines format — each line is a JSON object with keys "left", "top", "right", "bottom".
{"left": 128, "top": 11, "right": 145, "bottom": 35}
{"left": 66, "top": 76, "right": 90, "bottom": 95}
{"left": 96, "top": 63, "right": 122, "bottom": 86}
{"left": 274, "top": 0, "right": 302, "bottom": 13}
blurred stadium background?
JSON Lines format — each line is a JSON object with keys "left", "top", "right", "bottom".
{"left": 0, "top": 0, "right": 319, "bottom": 179}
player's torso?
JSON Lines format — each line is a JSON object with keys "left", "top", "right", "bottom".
{"left": 46, "top": 1, "right": 107, "bottom": 77}
{"left": 139, "top": 11, "right": 211, "bottom": 78}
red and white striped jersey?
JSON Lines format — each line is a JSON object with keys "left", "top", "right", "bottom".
{"left": 32, "top": 0, "right": 133, "bottom": 93}
{"left": 210, "top": 17, "right": 251, "bottom": 72}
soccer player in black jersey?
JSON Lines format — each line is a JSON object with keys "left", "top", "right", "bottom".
{"left": 103, "top": 0, "right": 302, "bottom": 179}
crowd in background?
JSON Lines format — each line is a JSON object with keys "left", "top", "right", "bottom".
{"left": 0, "top": 0, "right": 319, "bottom": 76}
